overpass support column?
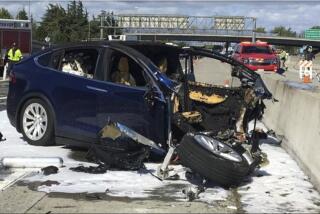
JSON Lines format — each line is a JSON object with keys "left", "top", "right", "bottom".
{"left": 252, "top": 17, "right": 257, "bottom": 43}
{"left": 225, "top": 42, "right": 230, "bottom": 55}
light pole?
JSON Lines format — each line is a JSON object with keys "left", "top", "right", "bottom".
{"left": 252, "top": 17, "right": 257, "bottom": 43}
{"left": 100, "top": 10, "right": 106, "bottom": 40}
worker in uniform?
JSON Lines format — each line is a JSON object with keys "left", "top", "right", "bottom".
{"left": 278, "top": 49, "right": 288, "bottom": 71}
{"left": 5, "top": 42, "right": 23, "bottom": 75}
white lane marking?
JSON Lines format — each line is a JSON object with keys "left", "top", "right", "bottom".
{"left": 0, "top": 97, "right": 7, "bottom": 100}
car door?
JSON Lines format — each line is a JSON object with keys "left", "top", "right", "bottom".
{"left": 93, "top": 46, "right": 168, "bottom": 146}
{"left": 49, "top": 47, "right": 101, "bottom": 143}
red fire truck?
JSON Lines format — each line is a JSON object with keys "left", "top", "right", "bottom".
{"left": 0, "top": 18, "right": 32, "bottom": 74}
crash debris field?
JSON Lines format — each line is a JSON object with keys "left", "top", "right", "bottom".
{"left": 0, "top": 110, "right": 320, "bottom": 213}
{"left": 1, "top": 55, "right": 320, "bottom": 213}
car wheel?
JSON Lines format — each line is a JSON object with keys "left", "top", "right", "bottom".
{"left": 177, "top": 133, "right": 249, "bottom": 187}
{"left": 20, "top": 98, "right": 55, "bottom": 146}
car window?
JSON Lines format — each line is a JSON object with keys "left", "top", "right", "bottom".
{"left": 37, "top": 52, "right": 52, "bottom": 66}
{"left": 102, "top": 49, "right": 148, "bottom": 87}
{"left": 58, "top": 48, "right": 99, "bottom": 79}
{"left": 242, "top": 46, "right": 272, "bottom": 54}
{"left": 192, "top": 55, "right": 241, "bottom": 87}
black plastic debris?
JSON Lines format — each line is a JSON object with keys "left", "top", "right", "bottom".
{"left": 87, "top": 137, "right": 150, "bottom": 171}
{"left": 84, "top": 121, "right": 152, "bottom": 171}
{"left": 41, "top": 180, "right": 60, "bottom": 186}
{"left": 0, "top": 132, "right": 6, "bottom": 142}
{"left": 70, "top": 164, "right": 108, "bottom": 174}
{"left": 41, "top": 166, "right": 59, "bottom": 175}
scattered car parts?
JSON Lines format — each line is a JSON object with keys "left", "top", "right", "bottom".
{"left": 0, "top": 157, "right": 63, "bottom": 168}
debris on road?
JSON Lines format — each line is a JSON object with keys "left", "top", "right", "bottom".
{"left": 70, "top": 164, "right": 108, "bottom": 174}
{"left": 41, "top": 166, "right": 59, "bottom": 175}
{"left": 182, "top": 185, "right": 205, "bottom": 202}
{"left": 0, "top": 131, "right": 5, "bottom": 141}
{"left": 1, "top": 157, "right": 63, "bottom": 168}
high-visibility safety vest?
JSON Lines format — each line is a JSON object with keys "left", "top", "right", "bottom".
{"left": 7, "top": 48, "right": 22, "bottom": 62}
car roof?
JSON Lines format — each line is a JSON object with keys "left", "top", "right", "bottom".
{"left": 50, "top": 40, "right": 181, "bottom": 50}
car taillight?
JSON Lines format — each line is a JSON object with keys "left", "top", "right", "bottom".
{"left": 9, "top": 71, "right": 16, "bottom": 84}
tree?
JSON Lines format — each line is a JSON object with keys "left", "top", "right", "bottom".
{"left": 271, "top": 26, "right": 298, "bottom": 54}
{"left": 271, "top": 26, "right": 297, "bottom": 37}
{"left": 16, "top": 8, "right": 28, "bottom": 20}
{"left": 36, "top": 3, "right": 68, "bottom": 43}
{"left": 64, "top": 0, "right": 88, "bottom": 41}
{"left": 0, "top": 7, "right": 12, "bottom": 19}
{"left": 255, "top": 27, "right": 266, "bottom": 33}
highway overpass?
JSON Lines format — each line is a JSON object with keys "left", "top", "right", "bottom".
{"left": 126, "top": 33, "right": 320, "bottom": 47}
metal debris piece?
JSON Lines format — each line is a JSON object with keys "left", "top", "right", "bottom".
{"left": 1, "top": 157, "right": 63, "bottom": 168}
{"left": 99, "top": 121, "right": 165, "bottom": 154}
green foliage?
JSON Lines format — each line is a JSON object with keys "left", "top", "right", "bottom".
{"left": 16, "top": 8, "right": 28, "bottom": 20}
{"left": 271, "top": 26, "right": 297, "bottom": 37}
{"left": 0, "top": 7, "right": 13, "bottom": 19}
{"left": 255, "top": 27, "right": 266, "bottom": 33}
{"left": 311, "top": 26, "right": 320, "bottom": 29}
{"left": 35, "top": 1, "right": 89, "bottom": 43}
{"left": 34, "top": 1, "right": 120, "bottom": 43}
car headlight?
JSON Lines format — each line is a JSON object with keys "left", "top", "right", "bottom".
{"left": 242, "top": 58, "right": 254, "bottom": 64}
{"left": 242, "top": 58, "right": 249, "bottom": 64}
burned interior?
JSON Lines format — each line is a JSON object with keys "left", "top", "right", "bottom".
{"left": 91, "top": 42, "right": 273, "bottom": 187}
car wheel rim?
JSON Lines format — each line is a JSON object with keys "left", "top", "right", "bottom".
{"left": 22, "top": 103, "right": 48, "bottom": 141}
{"left": 194, "top": 135, "right": 243, "bottom": 163}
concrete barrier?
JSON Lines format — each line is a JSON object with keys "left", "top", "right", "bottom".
{"left": 261, "top": 73, "right": 320, "bottom": 190}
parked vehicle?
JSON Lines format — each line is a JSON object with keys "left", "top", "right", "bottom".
{"left": 232, "top": 41, "right": 279, "bottom": 72}
{"left": 7, "top": 41, "right": 273, "bottom": 186}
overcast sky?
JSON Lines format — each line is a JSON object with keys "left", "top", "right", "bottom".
{"left": 1, "top": 0, "right": 320, "bottom": 33}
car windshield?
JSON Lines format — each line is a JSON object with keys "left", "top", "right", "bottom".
{"left": 242, "top": 46, "right": 272, "bottom": 54}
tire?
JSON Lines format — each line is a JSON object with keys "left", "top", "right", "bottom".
{"left": 20, "top": 98, "right": 55, "bottom": 146}
{"left": 177, "top": 133, "right": 249, "bottom": 187}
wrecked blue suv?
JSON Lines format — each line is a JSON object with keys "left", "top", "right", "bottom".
{"left": 7, "top": 41, "right": 272, "bottom": 186}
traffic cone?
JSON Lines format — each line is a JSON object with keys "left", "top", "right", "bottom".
{"left": 303, "top": 73, "right": 312, "bottom": 83}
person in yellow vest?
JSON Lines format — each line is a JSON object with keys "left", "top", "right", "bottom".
{"left": 5, "top": 42, "right": 23, "bottom": 75}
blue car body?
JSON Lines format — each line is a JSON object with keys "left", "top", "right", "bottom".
{"left": 6, "top": 41, "right": 272, "bottom": 148}
{"left": 7, "top": 42, "right": 174, "bottom": 147}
